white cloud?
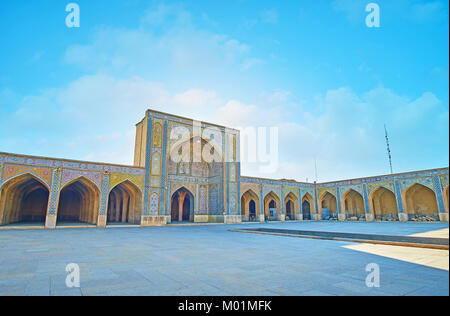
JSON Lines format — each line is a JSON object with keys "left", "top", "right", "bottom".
{"left": 260, "top": 8, "right": 279, "bottom": 24}
{"left": 63, "top": 7, "right": 260, "bottom": 79}
{"left": 173, "top": 89, "right": 218, "bottom": 109}
{"left": 2, "top": 2, "right": 447, "bottom": 182}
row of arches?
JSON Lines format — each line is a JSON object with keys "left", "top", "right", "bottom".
{"left": 1, "top": 173, "right": 449, "bottom": 226}
{"left": 240, "top": 190, "right": 316, "bottom": 221}
{"left": 240, "top": 183, "right": 449, "bottom": 221}
{"left": 0, "top": 173, "right": 143, "bottom": 227}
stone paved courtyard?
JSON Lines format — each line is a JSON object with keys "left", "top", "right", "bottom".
{"left": 0, "top": 222, "right": 448, "bottom": 296}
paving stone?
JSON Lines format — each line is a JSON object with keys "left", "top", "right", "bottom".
{"left": 0, "top": 222, "right": 448, "bottom": 296}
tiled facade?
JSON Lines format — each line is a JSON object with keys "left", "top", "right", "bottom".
{"left": 0, "top": 109, "right": 448, "bottom": 228}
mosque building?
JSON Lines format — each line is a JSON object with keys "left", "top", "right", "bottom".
{"left": 0, "top": 109, "right": 448, "bottom": 228}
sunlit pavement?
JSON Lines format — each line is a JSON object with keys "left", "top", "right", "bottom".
{"left": 0, "top": 221, "right": 448, "bottom": 296}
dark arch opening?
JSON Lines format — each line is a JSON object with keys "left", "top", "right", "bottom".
{"left": 286, "top": 200, "right": 293, "bottom": 220}
{"left": 370, "top": 187, "right": 398, "bottom": 221}
{"left": 302, "top": 200, "right": 311, "bottom": 220}
{"left": 107, "top": 181, "right": 142, "bottom": 225}
{"left": 0, "top": 174, "right": 49, "bottom": 226}
{"left": 249, "top": 200, "right": 256, "bottom": 219}
{"left": 170, "top": 187, "right": 194, "bottom": 222}
{"left": 404, "top": 183, "right": 439, "bottom": 221}
{"left": 57, "top": 178, "right": 100, "bottom": 225}
{"left": 320, "top": 192, "right": 338, "bottom": 220}
{"left": 269, "top": 200, "right": 275, "bottom": 208}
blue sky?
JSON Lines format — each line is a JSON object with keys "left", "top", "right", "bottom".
{"left": 0, "top": 0, "right": 448, "bottom": 182}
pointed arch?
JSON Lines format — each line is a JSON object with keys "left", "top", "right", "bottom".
{"left": 171, "top": 187, "right": 194, "bottom": 222}
{"left": 110, "top": 177, "right": 143, "bottom": 194}
{"left": 263, "top": 191, "right": 281, "bottom": 220}
{"left": 60, "top": 175, "right": 100, "bottom": 192}
{"left": 284, "top": 192, "right": 299, "bottom": 221}
{"left": 0, "top": 171, "right": 50, "bottom": 191}
{"left": 341, "top": 189, "right": 365, "bottom": 219}
{"left": 0, "top": 173, "right": 49, "bottom": 226}
{"left": 57, "top": 176, "right": 100, "bottom": 225}
{"left": 369, "top": 186, "right": 398, "bottom": 221}
{"left": 107, "top": 180, "right": 143, "bottom": 225}
{"left": 302, "top": 192, "right": 315, "bottom": 220}
{"left": 318, "top": 191, "right": 338, "bottom": 220}
{"left": 402, "top": 183, "right": 439, "bottom": 220}
{"left": 241, "top": 189, "right": 260, "bottom": 222}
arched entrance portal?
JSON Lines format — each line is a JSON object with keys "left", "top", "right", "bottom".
{"left": 264, "top": 191, "right": 281, "bottom": 221}
{"left": 171, "top": 188, "right": 194, "bottom": 222}
{"left": 241, "top": 189, "right": 260, "bottom": 222}
{"left": 107, "top": 181, "right": 142, "bottom": 225}
{"left": 284, "top": 192, "right": 299, "bottom": 221}
{"left": 249, "top": 200, "right": 256, "bottom": 219}
{"left": 0, "top": 174, "right": 49, "bottom": 226}
{"left": 342, "top": 189, "right": 365, "bottom": 220}
{"left": 319, "top": 192, "right": 337, "bottom": 220}
{"left": 302, "top": 193, "right": 315, "bottom": 220}
{"left": 404, "top": 183, "right": 439, "bottom": 220}
{"left": 302, "top": 201, "right": 311, "bottom": 220}
{"left": 57, "top": 178, "right": 100, "bottom": 225}
{"left": 286, "top": 200, "right": 293, "bottom": 220}
{"left": 369, "top": 187, "right": 398, "bottom": 221}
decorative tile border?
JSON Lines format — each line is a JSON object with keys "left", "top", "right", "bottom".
{"left": 159, "top": 120, "right": 168, "bottom": 216}
{"left": 143, "top": 116, "right": 153, "bottom": 216}
{"left": 1, "top": 163, "right": 52, "bottom": 188}
{"left": 60, "top": 169, "right": 102, "bottom": 190}
{"left": 0, "top": 153, "right": 144, "bottom": 174}
{"left": 109, "top": 173, "right": 144, "bottom": 192}
{"left": 47, "top": 168, "right": 62, "bottom": 216}
{"left": 99, "top": 173, "right": 110, "bottom": 216}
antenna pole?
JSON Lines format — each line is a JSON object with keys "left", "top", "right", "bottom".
{"left": 384, "top": 124, "right": 393, "bottom": 174}
{"left": 314, "top": 157, "right": 318, "bottom": 182}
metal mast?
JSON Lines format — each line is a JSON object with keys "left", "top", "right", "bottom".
{"left": 384, "top": 124, "right": 393, "bottom": 174}
{"left": 314, "top": 157, "right": 318, "bottom": 182}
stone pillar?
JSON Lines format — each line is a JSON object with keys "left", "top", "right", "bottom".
{"left": 297, "top": 188, "right": 303, "bottom": 220}
{"left": 259, "top": 185, "right": 265, "bottom": 222}
{"left": 97, "top": 172, "right": 110, "bottom": 228}
{"left": 336, "top": 186, "right": 345, "bottom": 221}
{"left": 433, "top": 175, "right": 449, "bottom": 222}
{"left": 394, "top": 181, "right": 408, "bottom": 222}
{"left": 179, "top": 192, "right": 186, "bottom": 222}
{"left": 195, "top": 184, "right": 199, "bottom": 216}
{"left": 122, "top": 195, "right": 129, "bottom": 223}
{"left": 45, "top": 168, "right": 62, "bottom": 229}
{"left": 362, "top": 184, "right": 373, "bottom": 222}
{"left": 115, "top": 194, "right": 121, "bottom": 222}
{"left": 314, "top": 182, "right": 319, "bottom": 221}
